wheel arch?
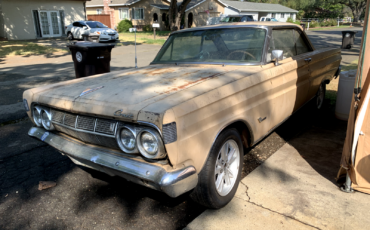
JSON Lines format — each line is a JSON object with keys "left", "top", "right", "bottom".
{"left": 199, "top": 119, "right": 254, "bottom": 172}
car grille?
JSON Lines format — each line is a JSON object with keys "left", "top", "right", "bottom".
{"left": 100, "top": 38, "right": 109, "bottom": 40}
{"left": 108, "top": 33, "right": 116, "bottom": 36}
{"left": 51, "top": 109, "right": 119, "bottom": 150}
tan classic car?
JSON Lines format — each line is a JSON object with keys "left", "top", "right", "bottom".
{"left": 24, "top": 22, "right": 341, "bottom": 209}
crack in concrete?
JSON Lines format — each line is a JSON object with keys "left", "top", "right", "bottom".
{"left": 240, "top": 181, "right": 321, "bottom": 230}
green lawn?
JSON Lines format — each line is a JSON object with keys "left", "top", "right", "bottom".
{"left": 308, "top": 25, "right": 352, "bottom": 31}
{"left": 117, "top": 31, "right": 168, "bottom": 45}
{"left": 0, "top": 41, "right": 67, "bottom": 58}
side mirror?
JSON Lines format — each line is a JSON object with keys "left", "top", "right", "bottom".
{"left": 271, "top": 50, "right": 284, "bottom": 66}
{"left": 83, "top": 26, "right": 88, "bottom": 30}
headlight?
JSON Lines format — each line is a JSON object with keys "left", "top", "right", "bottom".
{"left": 116, "top": 127, "right": 137, "bottom": 153}
{"left": 141, "top": 132, "right": 158, "bottom": 155}
{"left": 137, "top": 128, "right": 166, "bottom": 159}
{"left": 33, "top": 107, "right": 42, "bottom": 127}
{"left": 41, "top": 109, "right": 55, "bottom": 131}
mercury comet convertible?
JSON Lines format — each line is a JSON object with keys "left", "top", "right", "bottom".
{"left": 24, "top": 22, "right": 341, "bottom": 209}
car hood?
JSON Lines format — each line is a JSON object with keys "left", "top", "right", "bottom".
{"left": 28, "top": 64, "right": 263, "bottom": 126}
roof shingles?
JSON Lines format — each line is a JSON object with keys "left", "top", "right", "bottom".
{"left": 222, "top": 1, "right": 298, "bottom": 13}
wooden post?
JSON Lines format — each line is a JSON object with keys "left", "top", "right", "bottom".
{"left": 154, "top": 27, "right": 156, "bottom": 40}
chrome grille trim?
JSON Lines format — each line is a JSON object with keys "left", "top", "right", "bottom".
{"left": 53, "top": 122, "right": 116, "bottom": 138}
{"left": 76, "top": 116, "right": 95, "bottom": 131}
{"left": 50, "top": 109, "right": 118, "bottom": 138}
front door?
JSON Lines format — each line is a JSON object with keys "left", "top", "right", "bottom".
{"left": 39, "top": 11, "right": 62, "bottom": 37}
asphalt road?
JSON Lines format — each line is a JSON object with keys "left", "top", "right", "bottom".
{"left": 0, "top": 27, "right": 362, "bottom": 230}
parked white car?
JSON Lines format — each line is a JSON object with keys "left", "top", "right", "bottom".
{"left": 65, "top": 21, "right": 119, "bottom": 42}
{"left": 260, "top": 17, "right": 278, "bottom": 22}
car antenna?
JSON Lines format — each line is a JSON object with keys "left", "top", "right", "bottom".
{"left": 135, "top": 26, "right": 138, "bottom": 69}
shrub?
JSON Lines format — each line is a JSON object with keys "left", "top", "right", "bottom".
{"left": 142, "top": 25, "right": 153, "bottom": 32}
{"left": 286, "top": 17, "right": 294, "bottom": 23}
{"left": 330, "top": 19, "right": 337, "bottom": 26}
{"left": 117, "top": 19, "right": 133, "bottom": 32}
{"left": 309, "top": 20, "right": 319, "bottom": 28}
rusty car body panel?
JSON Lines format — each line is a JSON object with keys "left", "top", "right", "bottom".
{"left": 24, "top": 22, "right": 341, "bottom": 197}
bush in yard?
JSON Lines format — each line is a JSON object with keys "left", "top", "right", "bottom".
{"left": 309, "top": 20, "right": 319, "bottom": 28}
{"left": 286, "top": 17, "right": 294, "bottom": 23}
{"left": 330, "top": 19, "right": 337, "bottom": 26}
{"left": 117, "top": 19, "right": 133, "bottom": 32}
{"left": 142, "top": 25, "right": 153, "bottom": 32}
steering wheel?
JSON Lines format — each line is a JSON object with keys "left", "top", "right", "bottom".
{"left": 199, "top": 50, "right": 210, "bottom": 60}
{"left": 227, "top": 50, "right": 255, "bottom": 60}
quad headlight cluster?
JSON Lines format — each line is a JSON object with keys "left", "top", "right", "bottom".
{"left": 33, "top": 106, "right": 55, "bottom": 131}
{"left": 31, "top": 105, "right": 166, "bottom": 160}
{"left": 116, "top": 124, "right": 166, "bottom": 159}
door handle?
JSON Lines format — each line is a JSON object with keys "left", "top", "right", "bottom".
{"left": 305, "top": 58, "right": 312, "bottom": 62}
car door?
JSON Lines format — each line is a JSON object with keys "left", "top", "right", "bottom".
{"left": 71, "top": 22, "right": 84, "bottom": 39}
{"left": 265, "top": 28, "right": 313, "bottom": 130}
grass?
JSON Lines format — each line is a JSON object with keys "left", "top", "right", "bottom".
{"left": 0, "top": 41, "right": 67, "bottom": 58}
{"left": 342, "top": 59, "right": 358, "bottom": 71}
{"left": 308, "top": 25, "right": 352, "bottom": 31}
{"left": 325, "top": 59, "right": 358, "bottom": 106}
{"left": 121, "top": 30, "right": 171, "bottom": 36}
{"left": 118, "top": 31, "right": 168, "bottom": 45}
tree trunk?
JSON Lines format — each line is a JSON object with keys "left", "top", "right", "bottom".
{"left": 168, "top": 0, "right": 192, "bottom": 31}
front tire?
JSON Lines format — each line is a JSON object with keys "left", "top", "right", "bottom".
{"left": 67, "top": 32, "right": 74, "bottom": 40}
{"left": 190, "top": 128, "right": 243, "bottom": 209}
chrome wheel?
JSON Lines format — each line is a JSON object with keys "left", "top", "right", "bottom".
{"left": 316, "top": 84, "right": 324, "bottom": 109}
{"left": 215, "top": 139, "right": 240, "bottom": 196}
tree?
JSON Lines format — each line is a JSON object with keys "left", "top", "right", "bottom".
{"left": 168, "top": 0, "right": 192, "bottom": 31}
{"left": 336, "top": 0, "right": 367, "bottom": 22}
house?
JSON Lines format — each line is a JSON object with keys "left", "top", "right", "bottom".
{"left": 221, "top": 1, "right": 298, "bottom": 22}
{"left": 0, "top": 0, "right": 89, "bottom": 40}
{"left": 86, "top": 0, "right": 298, "bottom": 31}
{"left": 86, "top": 0, "right": 226, "bottom": 30}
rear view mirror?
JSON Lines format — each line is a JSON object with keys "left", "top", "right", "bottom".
{"left": 83, "top": 26, "right": 88, "bottom": 30}
{"left": 272, "top": 50, "right": 284, "bottom": 66}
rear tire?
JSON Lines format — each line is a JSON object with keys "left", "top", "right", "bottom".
{"left": 190, "top": 128, "right": 243, "bottom": 209}
{"left": 314, "top": 83, "right": 326, "bottom": 110}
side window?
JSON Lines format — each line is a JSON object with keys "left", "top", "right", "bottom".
{"left": 241, "top": 17, "right": 247, "bottom": 22}
{"left": 267, "top": 29, "right": 312, "bottom": 62}
{"left": 294, "top": 30, "right": 310, "bottom": 55}
{"left": 247, "top": 16, "right": 254, "bottom": 21}
{"left": 271, "top": 29, "right": 295, "bottom": 58}
{"left": 72, "top": 22, "right": 80, "bottom": 27}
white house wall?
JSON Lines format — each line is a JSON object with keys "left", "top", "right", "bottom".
{"left": 224, "top": 7, "right": 239, "bottom": 16}
{"left": 2, "top": 0, "right": 86, "bottom": 40}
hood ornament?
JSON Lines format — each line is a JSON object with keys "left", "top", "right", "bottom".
{"left": 76, "top": 86, "right": 104, "bottom": 99}
{"left": 114, "top": 109, "right": 134, "bottom": 119}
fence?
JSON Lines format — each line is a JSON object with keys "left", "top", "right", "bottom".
{"left": 87, "top": 14, "right": 111, "bottom": 27}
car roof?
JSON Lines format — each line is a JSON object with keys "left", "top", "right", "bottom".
{"left": 171, "top": 22, "right": 301, "bottom": 34}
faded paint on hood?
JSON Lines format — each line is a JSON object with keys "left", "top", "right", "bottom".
{"left": 30, "top": 64, "right": 261, "bottom": 124}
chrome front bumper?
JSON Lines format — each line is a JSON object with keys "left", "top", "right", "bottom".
{"left": 28, "top": 127, "right": 198, "bottom": 197}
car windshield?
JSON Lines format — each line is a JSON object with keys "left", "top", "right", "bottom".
{"left": 86, "top": 21, "right": 108, "bottom": 28}
{"left": 153, "top": 28, "right": 266, "bottom": 64}
{"left": 220, "top": 17, "right": 240, "bottom": 22}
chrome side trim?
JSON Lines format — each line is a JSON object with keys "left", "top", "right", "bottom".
{"left": 28, "top": 127, "right": 198, "bottom": 198}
